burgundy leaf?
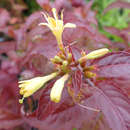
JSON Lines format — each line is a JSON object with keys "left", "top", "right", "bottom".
{"left": 0, "top": 71, "right": 17, "bottom": 87}
{"left": 24, "top": 12, "right": 41, "bottom": 30}
{"left": 80, "top": 25, "right": 111, "bottom": 44}
{"left": 91, "top": 52, "right": 130, "bottom": 97}
{"left": 70, "top": 0, "right": 85, "bottom": 7}
{"left": 89, "top": 80, "right": 130, "bottom": 130}
{"left": 0, "top": 80, "right": 23, "bottom": 129}
{"left": 104, "top": 27, "right": 130, "bottom": 44}
{"left": 0, "top": 109, "right": 23, "bottom": 129}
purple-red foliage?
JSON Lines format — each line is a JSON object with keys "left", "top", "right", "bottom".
{"left": 104, "top": 27, "right": 130, "bottom": 49}
{"left": 0, "top": 0, "right": 130, "bottom": 130}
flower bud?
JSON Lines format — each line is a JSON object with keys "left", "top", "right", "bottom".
{"left": 67, "top": 53, "right": 72, "bottom": 63}
{"left": 79, "top": 48, "right": 109, "bottom": 63}
{"left": 84, "top": 71, "right": 96, "bottom": 78}
{"left": 54, "top": 56, "right": 63, "bottom": 62}
{"left": 85, "top": 48, "right": 109, "bottom": 59}
{"left": 62, "top": 60, "right": 69, "bottom": 73}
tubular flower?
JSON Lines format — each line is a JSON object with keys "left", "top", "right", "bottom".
{"left": 19, "top": 72, "right": 58, "bottom": 103}
{"left": 39, "top": 8, "right": 76, "bottom": 45}
{"left": 79, "top": 48, "right": 109, "bottom": 63}
{"left": 50, "top": 74, "right": 69, "bottom": 103}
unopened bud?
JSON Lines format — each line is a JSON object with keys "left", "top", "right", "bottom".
{"left": 57, "top": 52, "right": 66, "bottom": 60}
{"left": 83, "top": 66, "right": 96, "bottom": 72}
{"left": 85, "top": 48, "right": 109, "bottom": 59}
{"left": 54, "top": 56, "right": 63, "bottom": 63}
{"left": 61, "top": 60, "right": 69, "bottom": 72}
{"left": 67, "top": 53, "right": 72, "bottom": 63}
{"left": 62, "top": 60, "right": 68, "bottom": 66}
{"left": 84, "top": 71, "right": 96, "bottom": 78}
{"left": 79, "top": 48, "right": 109, "bottom": 63}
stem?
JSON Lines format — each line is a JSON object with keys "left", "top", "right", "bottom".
{"left": 59, "top": 43, "right": 66, "bottom": 56}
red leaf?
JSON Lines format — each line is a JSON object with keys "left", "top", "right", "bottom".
{"left": 91, "top": 52, "right": 130, "bottom": 97}
{"left": 0, "top": 79, "right": 23, "bottom": 129}
{"left": 70, "top": 0, "right": 85, "bottom": 7}
{"left": 104, "top": 27, "right": 130, "bottom": 44}
{"left": 0, "top": 109, "right": 23, "bottom": 129}
{"left": 80, "top": 25, "right": 111, "bottom": 44}
{"left": 0, "top": 71, "right": 17, "bottom": 87}
{"left": 24, "top": 12, "right": 41, "bottom": 30}
{"left": 88, "top": 79, "right": 130, "bottom": 130}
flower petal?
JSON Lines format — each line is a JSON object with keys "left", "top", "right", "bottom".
{"left": 52, "top": 8, "right": 58, "bottom": 20}
{"left": 64, "top": 23, "right": 76, "bottom": 28}
{"left": 39, "top": 23, "right": 49, "bottom": 26}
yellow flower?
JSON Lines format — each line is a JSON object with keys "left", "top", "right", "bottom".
{"left": 50, "top": 73, "right": 69, "bottom": 103}
{"left": 39, "top": 8, "right": 76, "bottom": 45}
{"left": 19, "top": 72, "right": 58, "bottom": 103}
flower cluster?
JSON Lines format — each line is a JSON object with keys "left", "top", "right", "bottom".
{"left": 18, "top": 8, "right": 109, "bottom": 104}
